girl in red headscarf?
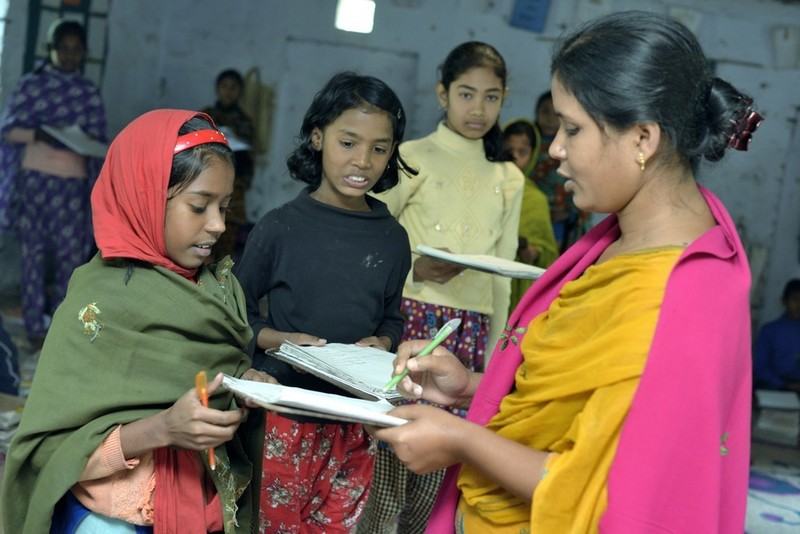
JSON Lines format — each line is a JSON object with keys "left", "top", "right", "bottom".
{"left": 2, "top": 109, "right": 271, "bottom": 533}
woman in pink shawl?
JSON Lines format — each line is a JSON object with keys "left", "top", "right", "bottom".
{"left": 375, "top": 11, "right": 759, "bottom": 533}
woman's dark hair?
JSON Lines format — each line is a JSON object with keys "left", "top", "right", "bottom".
{"left": 535, "top": 91, "right": 552, "bottom": 116}
{"left": 168, "top": 116, "right": 234, "bottom": 195}
{"left": 503, "top": 120, "right": 537, "bottom": 149}
{"left": 439, "top": 41, "right": 510, "bottom": 162}
{"left": 216, "top": 69, "right": 244, "bottom": 88}
{"left": 551, "top": 11, "right": 756, "bottom": 170}
{"left": 287, "top": 71, "right": 416, "bottom": 193}
{"left": 47, "top": 19, "right": 86, "bottom": 49}
{"left": 782, "top": 279, "right": 800, "bottom": 303}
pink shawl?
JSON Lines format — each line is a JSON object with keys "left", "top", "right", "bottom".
{"left": 426, "top": 187, "right": 751, "bottom": 533}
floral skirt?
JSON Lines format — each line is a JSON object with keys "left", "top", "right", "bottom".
{"left": 259, "top": 412, "right": 374, "bottom": 533}
{"left": 400, "top": 298, "right": 489, "bottom": 379}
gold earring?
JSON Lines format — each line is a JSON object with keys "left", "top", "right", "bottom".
{"left": 637, "top": 151, "right": 646, "bottom": 172}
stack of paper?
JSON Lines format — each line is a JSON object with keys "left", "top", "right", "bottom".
{"left": 269, "top": 342, "right": 403, "bottom": 402}
{"left": 417, "top": 245, "right": 546, "bottom": 280}
{"left": 754, "top": 389, "right": 800, "bottom": 446}
{"left": 222, "top": 375, "right": 407, "bottom": 427}
{"left": 41, "top": 124, "right": 107, "bottom": 158}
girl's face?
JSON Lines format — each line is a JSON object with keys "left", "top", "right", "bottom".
{"left": 438, "top": 66, "right": 504, "bottom": 140}
{"left": 548, "top": 75, "right": 641, "bottom": 213}
{"left": 216, "top": 78, "right": 242, "bottom": 108}
{"left": 310, "top": 107, "right": 395, "bottom": 211}
{"left": 536, "top": 97, "right": 559, "bottom": 136}
{"left": 505, "top": 133, "right": 534, "bottom": 171}
{"left": 50, "top": 34, "right": 85, "bottom": 73}
{"left": 785, "top": 292, "right": 800, "bottom": 320}
{"left": 164, "top": 156, "right": 234, "bottom": 269}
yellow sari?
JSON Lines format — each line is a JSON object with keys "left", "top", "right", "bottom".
{"left": 457, "top": 247, "right": 683, "bottom": 534}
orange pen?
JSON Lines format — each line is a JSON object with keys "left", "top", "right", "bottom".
{"left": 195, "top": 370, "right": 216, "bottom": 471}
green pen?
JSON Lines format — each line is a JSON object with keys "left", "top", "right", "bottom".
{"left": 383, "top": 318, "right": 461, "bottom": 391}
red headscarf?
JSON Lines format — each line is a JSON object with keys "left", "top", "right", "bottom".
{"left": 92, "top": 109, "right": 226, "bottom": 529}
{"left": 91, "top": 109, "right": 213, "bottom": 280}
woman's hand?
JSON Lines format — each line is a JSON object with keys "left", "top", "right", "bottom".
{"left": 392, "top": 340, "right": 475, "bottom": 406}
{"left": 162, "top": 372, "right": 245, "bottom": 451}
{"left": 356, "top": 336, "right": 392, "bottom": 351}
{"left": 413, "top": 254, "right": 465, "bottom": 284}
{"left": 375, "top": 404, "right": 468, "bottom": 474}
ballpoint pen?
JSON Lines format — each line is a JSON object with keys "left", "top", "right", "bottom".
{"left": 383, "top": 318, "right": 461, "bottom": 391}
{"left": 195, "top": 370, "right": 216, "bottom": 471}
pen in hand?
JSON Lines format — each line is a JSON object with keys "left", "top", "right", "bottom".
{"left": 195, "top": 370, "right": 216, "bottom": 471}
{"left": 383, "top": 318, "right": 461, "bottom": 391}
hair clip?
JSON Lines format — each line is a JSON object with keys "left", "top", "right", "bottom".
{"left": 728, "top": 99, "right": 763, "bottom": 151}
{"left": 174, "top": 129, "right": 228, "bottom": 154}
{"left": 397, "top": 108, "right": 403, "bottom": 120}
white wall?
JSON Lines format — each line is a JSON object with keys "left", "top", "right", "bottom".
{"left": 1, "top": 0, "right": 799, "bottom": 325}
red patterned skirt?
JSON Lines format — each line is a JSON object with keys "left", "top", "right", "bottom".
{"left": 258, "top": 412, "right": 374, "bottom": 533}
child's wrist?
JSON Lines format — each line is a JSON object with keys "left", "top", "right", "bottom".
{"left": 154, "top": 410, "right": 172, "bottom": 448}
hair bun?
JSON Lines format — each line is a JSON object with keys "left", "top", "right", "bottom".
{"left": 699, "top": 78, "right": 761, "bottom": 162}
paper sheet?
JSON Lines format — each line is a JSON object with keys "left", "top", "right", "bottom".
{"left": 270, "top": 342, "right": 403, "bottom": 402}
{"left": 417, "top": 244, "right": 546, "bottom": 280}
{"left": 41, "top": 124, "right": 107, "bottom": 158}
{"left": 222, "top": 375, "right": 407, "bottom": 427}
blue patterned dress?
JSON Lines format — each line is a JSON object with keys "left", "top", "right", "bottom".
{"left": 0, "top": 63, "right": 106, "bottom": 339}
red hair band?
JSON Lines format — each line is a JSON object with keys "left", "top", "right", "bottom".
{"left": 173, "top": 129, "right": 229, "bottom": 154}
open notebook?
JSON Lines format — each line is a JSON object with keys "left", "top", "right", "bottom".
{"left": 417, "top": 244, "right": 546, "bottom": 280}
{"left": 268, "top": 342, "right": 403, "bottom": 402}
{"left": 221, "top": 375, "right": 407, "bottom": 427}
{"left": 41, "top": 124, "right": 108, "bottom": 158}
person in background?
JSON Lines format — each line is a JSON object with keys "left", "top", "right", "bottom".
{"left": 530, "top": 91, "right": 587, "bottom": 252}
{"left": 202, "top": 69, "right": 255, "bottom": 262}
{"left": 754, "top": 279, "right": 800, "bottom": 392}
{"left": 502, "top": 119, "right": 558, "bottom": 311}
{"left": 377, "top": 11, "right": 758, "bottom": 533}
{"left": 0, "top": 19, "right": 106, "bottom": 348}
{"left": 358, "top": 41, "right": 523, "bottom": 534}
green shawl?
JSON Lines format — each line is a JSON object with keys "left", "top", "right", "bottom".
{"left": 1, "top": 255, "right": 256, "bottom": 533}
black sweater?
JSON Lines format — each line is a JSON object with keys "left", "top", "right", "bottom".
{"left": 234, "top": 188, "right": 411, "bottom": 394}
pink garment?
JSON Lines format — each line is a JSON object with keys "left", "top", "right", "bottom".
{"left": 72, "top": 426, "right": 156, "bottom": 525}
{"left": 426, "top": 187, "right": 751, "bottom": 533}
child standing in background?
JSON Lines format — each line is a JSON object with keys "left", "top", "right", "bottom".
{"left": 234, "top": 72, "right": 413, "bottom": 532}
{"left": 530, "top": 91, "right": 588, "bottom": 251}
{"left": 202, "top": 69, "right": 256, "bottom": 262}
{"left": 358, "top": 42, "right": 523, "bottom": 534}
{"left": 502, "top": 119, "right": 558, "bottom": 311}
{"left": 2, "top": 110, "right": 268, "bottom": 533}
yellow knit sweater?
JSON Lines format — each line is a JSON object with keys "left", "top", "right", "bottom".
{"left": 375, "top": 122, "right": 523, "bottom": 348}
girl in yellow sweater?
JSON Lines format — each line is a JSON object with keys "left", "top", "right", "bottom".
{"left": 358, "top": 41, "right": 523, "bottom": 534}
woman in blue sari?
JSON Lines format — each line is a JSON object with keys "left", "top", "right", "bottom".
{"left": 0, "top": 19, "right": 107, "bottom": 345}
